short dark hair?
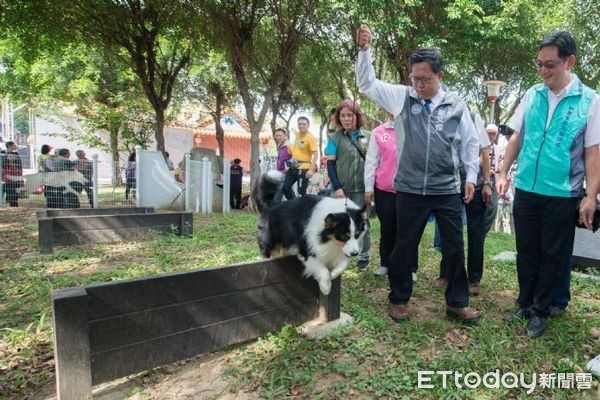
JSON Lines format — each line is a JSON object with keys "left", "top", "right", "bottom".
{"left": 58, "top": 148, "right": 70, "bottom": 157}
{"left": 329, "top": 108, "right": 336, "bottom": 116}
{"left": 335, "top": 99, "right": 364, "bottom": 129}
{"left": 540, "top": 30, "right": 576, "bottom": 58}
{"left": 41, "top": 144, "right": 52, "bottom": 155}
{"left": 5, "top": 141, "right": 15, "bottom": 148}
{"left": 233, "top": 158, "right": 241, "bottom": 164}
{"left": 297, "top": 116, "right": 310, "bottom": 125}
{"left": 274, "top": 128, "right": 287, "bottom": 135}
{"left": 409, "top": 48, "right": 444, "bottom": 73}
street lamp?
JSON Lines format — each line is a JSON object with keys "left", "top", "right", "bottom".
{"left": 482, "top": 80, "right": 506, "bottom": 124}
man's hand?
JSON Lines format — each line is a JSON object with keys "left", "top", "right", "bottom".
{"left": 365, "top": 191, "right": 374, "bottom": 204}
{"left": 357, "top": 25, "right": 371, "bottom": 50}
{"left": 496, "top": 174, "right": 508, "bottom": 197}
{"left": 463, "top": 182, "right": 474, "bottom": 204}
{"left": 482, "top": 184, "right": 492, "bottom": 204}
{"left": 579, "top": 195, "right": 597, "bottom": 230}
{"left": 333, "top": 188, "right": 345, "bottom": 198}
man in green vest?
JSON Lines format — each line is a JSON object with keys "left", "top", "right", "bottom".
{"left": 498, "top": 30, "right": 600, "bottom": 338}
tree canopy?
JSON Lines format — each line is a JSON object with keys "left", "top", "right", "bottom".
{"left": 1, "top": 0, "right": 595, "bottom": 184}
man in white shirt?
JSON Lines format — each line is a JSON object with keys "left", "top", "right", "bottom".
{"left": 356, "top": 25, "right": 481, "bottom": 324}
{"left": 498, "top": 30, "right": 600, "bottom": 337}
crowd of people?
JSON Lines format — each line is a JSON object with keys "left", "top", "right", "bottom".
{"left": 1, "top": 143, "right": 95, "bottom": 208}
{"left": 266, "top": 27, "right": 598, "bottom": 339}
{"left": 37, "top": 146, "right": 94, "bottom": 208}
{"left": 356, "top": 27, "right": 598, "bottom": 337}
{"left": 2, "top": 25, "right": 597, "bottom": 340}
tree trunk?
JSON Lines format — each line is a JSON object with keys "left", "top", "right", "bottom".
{"left": 270, "top": 107, "right": 277, "bottom": 136}
{"left": 318, "top": 119, "right": 327, "bottom": 159}
{"left": 213, "top": 98, "right": 225, "bottom": 158}
{"left": 155, "top": 107, "right": 165, "bottom": 153}
{"left": 109, "top": 125, "right": 122, "bottom": 187}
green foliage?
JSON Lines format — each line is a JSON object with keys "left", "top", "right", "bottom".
{"left": 1, "top": 210, "right": 598, "bottom": 399}
{"left": 1, "top": 0, "right": 598, "bottom": 158}
{"left": 568, "top": 0, "right": 600, "bottom": 89}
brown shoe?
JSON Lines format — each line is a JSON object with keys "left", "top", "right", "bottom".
{"left": 468, "top": 282, "right": 481, "bottom": 296}
{"left": 388, "top": 302, "right": 409, "bottom": 322}
{"left": 446, "top": 305, "right": 481, "bottom": 324}
{"left": 433, "top": 278, "right": 448, "bottom": 289}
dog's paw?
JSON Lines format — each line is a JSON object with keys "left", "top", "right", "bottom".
{"left": 318, "top": 279, "right": 332, "bottom": 295}
{"left": 330, "top": 263, "right": 348, "bottom": 280}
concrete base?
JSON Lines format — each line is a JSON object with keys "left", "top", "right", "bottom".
{"left": 572, "top": 271, "right": 600, "bottom": 282}
{"left": 586, "top": 354, "right": 600, "bottom": 377}
{"left": 492, "top": 251, "right": 516, "bottom": 262}
{"left": 301, "top": 312, "right": 353, "bottom": 339}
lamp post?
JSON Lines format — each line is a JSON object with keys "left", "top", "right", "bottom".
{"left": 482, "top": 80, "right": 506, "bottom": 124}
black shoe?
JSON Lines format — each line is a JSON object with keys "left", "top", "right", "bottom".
{"left": 357, "top": 260, "right": 369, "bottom": 270}
{"left": 527, "top": 315, "right": 548, "bottom": 338}
{"left": 504, "top": 307, "right": 530, "bottom": 323}
{"left": 549, "top": 306, "right": 566, "bottom": 318}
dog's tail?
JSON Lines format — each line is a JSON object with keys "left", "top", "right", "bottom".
{"left": 253, "top": 170, "right": 285, "bottom": 214}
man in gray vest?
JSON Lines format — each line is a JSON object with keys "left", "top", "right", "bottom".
{"left": 356, "top": 25, "right": 481, "bottom": 323}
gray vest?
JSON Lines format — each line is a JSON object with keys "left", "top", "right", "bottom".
{"left": 394, "top": 90, "right": 466, "bottom": 195}
{"left": 330, "top": 128, "right": 371, "bottom": 193}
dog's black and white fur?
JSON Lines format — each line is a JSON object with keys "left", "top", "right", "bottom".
{"left": 254, "top": 171, "right": 368, "bottom": 295}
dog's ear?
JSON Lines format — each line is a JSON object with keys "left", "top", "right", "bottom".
{"left": 324, "top": 214, "right": 339, "bottom": 229}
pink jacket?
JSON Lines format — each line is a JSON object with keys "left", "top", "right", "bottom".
{"left": 364, "top": 121, "right": 397, "bottom": 193}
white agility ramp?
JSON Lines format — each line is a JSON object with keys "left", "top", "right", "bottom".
{"left": 136, "top": 149, "right": 184, "bottom": 209}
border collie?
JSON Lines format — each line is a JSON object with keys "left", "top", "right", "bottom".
{"left": 254, "top": 171, "right": 368, "bottom": 295}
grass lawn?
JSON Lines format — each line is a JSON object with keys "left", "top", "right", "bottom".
{"left": 0, "top": 208, "right": 598, "bottom": 399}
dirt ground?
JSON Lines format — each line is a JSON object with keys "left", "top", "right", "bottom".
{"left": 0, "top": 207, "right": 38, "bottom": 267}
{"left": 33, "top": 351, "right": 255, "bottom": 400}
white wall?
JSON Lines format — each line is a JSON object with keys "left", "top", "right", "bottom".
{"left": 35, "top": 114, "right": 194, "bottom": 184}
{"left": 36, "top": 115, "right": 116, "bottom": 184}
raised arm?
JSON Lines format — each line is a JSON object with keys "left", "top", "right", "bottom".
{"left": 356, "top": 25, "right": 407, "bottom": 117}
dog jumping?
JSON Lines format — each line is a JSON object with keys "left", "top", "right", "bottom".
{"left": 254, "top": 171, "right": 368, "bottom": 295}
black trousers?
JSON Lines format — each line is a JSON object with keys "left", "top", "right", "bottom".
{"left": 46, "top": 186, "right": 62, "bottom": 208}
{"left": 230, "top": 183, "right": 242, "bottom": 209}
{"left": 374, "top": 188, "right": 396, "bottom": 268}
{"left": 513, "top": 189, "right": 578, "bottom": 318}
{"left": 440, "top": 189, "right": 487, "bottom": 283}
{"left": 375, "top": 188, "right": 418, "bottom": 272}
{"left": 388, "top": 192, "right": 468, "bottom": 308}
{"left": 4, "top": 180, "right": 19, "bottom": 207}
{"left": 484, "top": 185, "right": 498, "bottom": 234}
{"left": 281, "top": 168, "right": 308, "bottom": 200}
{"left": 82, "top": 183, "right": 94, "bottom": 207}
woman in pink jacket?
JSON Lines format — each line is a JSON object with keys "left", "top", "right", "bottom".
{"left": 365, "top": 114, "right": 404, "bottom": 278}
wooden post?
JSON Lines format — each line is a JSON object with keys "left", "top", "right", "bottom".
{"left": 52, "top": 288, "right": 92, "bottom": 400}
{"left": 181, "top": 212, "right": 193, "bottom": 236}
{"left": 38, "top": 218, "right": 54, "bottom": 253}
{"left": 318, "top": 277, "right": 341, "bottom": 322}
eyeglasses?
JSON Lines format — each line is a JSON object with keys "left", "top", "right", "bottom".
{"left": 533, "top": 58, "right": 566, "bottom": 70}
{"left": 409, "top": 74, "right": 435, "bottom": 86}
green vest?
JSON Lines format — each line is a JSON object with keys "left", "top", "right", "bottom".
{"left": 330, "top": 128, "right": 371, "bottom": 193}
{"left": 516, "top": 75, "right": 596, "bottom": 197}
